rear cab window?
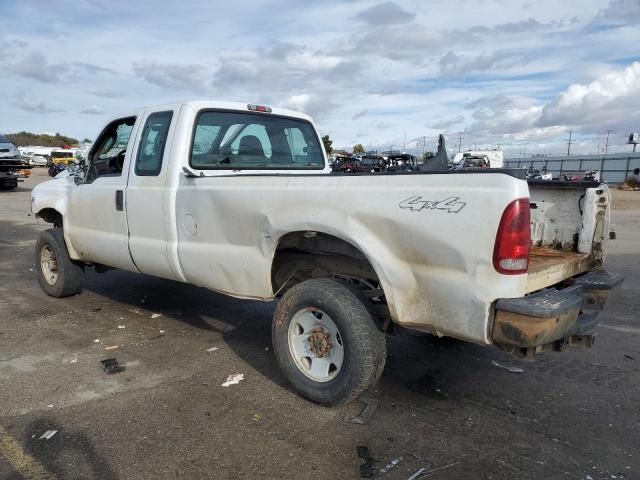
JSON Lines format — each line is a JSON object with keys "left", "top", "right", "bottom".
{"left": 190, "top": 111, "right": 324, "bottom": 170}
{"left": 135, "top": 111, "right": 173, "bottom": 176}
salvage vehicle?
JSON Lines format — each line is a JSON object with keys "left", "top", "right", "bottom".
{"left": 31, "top": 101, "right": 623, "bottom": 406}
{"left": 0, "top": 134, "right": 21, "bottom": 160}
{"left": 47, "top": 150, "right": 77, "bottom": 176}
{"left": 0, "top": 134, "right": 25, "bottom": 190}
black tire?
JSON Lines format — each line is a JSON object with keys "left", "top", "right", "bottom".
{"left": 272, "top": 278, "right": 386, "bottom": 406}
{"left": 35, "top": 228, "right": 84, "bottom": 297}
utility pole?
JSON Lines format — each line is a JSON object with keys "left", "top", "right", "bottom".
{"left": 458, "top": 134, "right": 463, "bottom": 153}
{"left": 605, "top": 130, "right": 610, "bottom": 154}
{"left": 566, "top": 130, "right": 573, "bottom": 155}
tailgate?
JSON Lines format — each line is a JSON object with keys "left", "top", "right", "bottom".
{"left": 526, "top": 181, "right": 610, "bottom": 293}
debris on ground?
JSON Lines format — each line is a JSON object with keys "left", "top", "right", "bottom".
{"left": 101, "top": 358, "right": 126, "bottom": 374}
{"left": 70, "top": 358, "right": 78, "bottom": 364}
{"left": 206, "top": 347, "right": 218, "bottom": 352}
{"left": 151, "top": 313, "right": 162, "bottom": 319}
{"left": 491, "top": 360, "right": 524, "bottom": 373}
{"left": 46, "top": 404, "right": 54, "bottom": 408}
{"left": 419, "top": 461, "right": 461, "bottom": 477}
{"left": 623, "top": 354, "right": 635, "bottom": 360}
{"left": 39, "top": 430, "right": 57, "bottom": 440}
{"left": 104, "top": 345, "right": 119, "bottom": 351}
{"left": 357, "top": 446, "right": 377, "bottom": 478}
{"left": 378, "top": 456, "right": 403, "bottom": 476}
{"left": 117, "top": 325, "right": 126, "bottom": 329}
{"left": 159, "top": 330, "right": 165, "bottom": 333}
{"left": 407, "top": 467, "right": 427, "bottom": 480}
{"left": 347, "top": 397, "right": 379, "bottom": 425}
{"left": 93, "top": 339, "right": 100, "bottom": 343}
{"left": 221, "top": 373, "right": 244, "bottom": 387}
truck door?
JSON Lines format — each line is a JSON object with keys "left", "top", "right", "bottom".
{"left": 65, "top": 115, "right": 141, "bottom": 272}
{"left": 124, "top": 108, "right": 177, "bottom": 279}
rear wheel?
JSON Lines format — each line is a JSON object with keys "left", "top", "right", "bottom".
{"left": 36, "top": 228, "right": 83, "bottom": 297}
{"left": 272, "top": 278, "right": 386, "bottom": 406}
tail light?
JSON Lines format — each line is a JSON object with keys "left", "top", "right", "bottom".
{"left": 493, "top": 198, "right": 531, "bottom": 275}
{"left": 247, "top": 104, "right": 272, "bottom": 113}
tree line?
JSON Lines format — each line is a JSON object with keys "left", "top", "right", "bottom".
{"left": 5, "top": 131, "right": 81, "bottom": 147}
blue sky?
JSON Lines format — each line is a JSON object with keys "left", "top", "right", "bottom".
{"left": 1, "top": 0, "right": 639, "bottom": 156}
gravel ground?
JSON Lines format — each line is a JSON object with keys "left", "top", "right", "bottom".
{"left": 0, "top": 170, "right": 638, "bottom": 480}
{"left": 611, "top": 189, "right": 640, "bottom": 211}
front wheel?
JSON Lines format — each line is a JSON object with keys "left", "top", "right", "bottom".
{"left": 36, "top": 228, "right": 84, "bottom": 297}
{"left": 272, "top": 278, "right": 386, "bottom": 406}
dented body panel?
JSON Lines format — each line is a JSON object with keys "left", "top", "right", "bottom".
{"left": 30, "top": 100, "right": 620, "bottom": 350}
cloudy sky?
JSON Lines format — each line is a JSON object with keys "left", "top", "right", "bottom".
{"left": 1, "top": 0, "right": 640, "bottom": 156}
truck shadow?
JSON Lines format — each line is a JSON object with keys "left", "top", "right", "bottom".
{"left": 77, "top": 248, "right": 635, "bottom": 405}
{"left": 80, "top": 269, "right": 489, "bottom": 400}
{"left": 82, "top": 269, "right": 286, "bottom": 388}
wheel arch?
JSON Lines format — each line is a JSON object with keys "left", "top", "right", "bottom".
{"left": 36, "top": 208, "right": 63, "bottom": 228}
{"left": 270, "top": 230, "right": 395, "bottom": 330}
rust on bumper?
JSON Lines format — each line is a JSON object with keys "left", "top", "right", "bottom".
{"left": 492, "top": 270, "right": 623, "bottom": 357}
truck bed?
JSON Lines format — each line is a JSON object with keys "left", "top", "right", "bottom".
{"left": 527, "top": 247, "right": 593, "bottom": 293}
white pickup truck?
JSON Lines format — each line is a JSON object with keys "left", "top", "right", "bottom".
{"left": 31, "top": 100, "right": 623, "bottom": 405}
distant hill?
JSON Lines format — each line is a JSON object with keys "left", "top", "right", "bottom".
{"left": 5, "top": 131, "right": 79, "bottom": 147}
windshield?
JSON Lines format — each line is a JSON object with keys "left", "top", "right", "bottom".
{"left": 0, "top": 134, "right": 11, "bottom": 144}
{"left": 190, "top": 111, "right": 324, "bottom": 170}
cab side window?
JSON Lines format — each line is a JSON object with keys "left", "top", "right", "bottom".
{"left": 85, "top": 117, "right": 135, "bottom": 184}
{"left": 135, "top": 111, "right": 173, "bottom": 176}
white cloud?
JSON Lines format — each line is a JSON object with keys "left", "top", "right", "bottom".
{"left": 593, "top": 0, "right": 640, "bottom": 25}
{"left": 432, "top": 115, "right": 465, "bottom": 130}
{"left": 465, "top": 62, "right": 640, "bottom": 142}
{"left": 80, "top": 105, "right": 106, "bottom": 115}
{"left": 285, "top": 51, "right": 343, "bottom": 71}
{"left": 539, "top": 61, "right": 640, "bottom": 128}
{"left": 12, "top": 94, "right": 62, "bottom": 113}
{"left": 132, "top": 61, "right": 213, "bottom": 93}
{"left": 355, "top": 2, "right": 415, "bottom": 25}
{"left": 0, "top": 0, "right": 637, "bottom": 155}
{"left": 280, "top": 94, "right": 335, "bottom": 120}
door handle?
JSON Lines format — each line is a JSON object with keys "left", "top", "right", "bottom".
{"left": 115, "top": 190, "right": 124, "bottom": 211}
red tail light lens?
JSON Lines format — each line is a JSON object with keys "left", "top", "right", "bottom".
{"left": 247, "top": 104, "right": 272, "bottom": 113}
{"left": 493, "top": 198, "right": 531, "bottom": 275}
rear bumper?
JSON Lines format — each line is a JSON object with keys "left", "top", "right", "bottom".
{"left": 492, "top": 270, "right": 623, "bottom": 357}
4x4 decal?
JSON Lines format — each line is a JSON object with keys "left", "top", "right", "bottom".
{"left": 399, "top": 196, "right": 466, "bottom": 213}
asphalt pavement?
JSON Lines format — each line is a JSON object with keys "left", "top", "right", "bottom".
{"left": 0, "top": 169, "right": 638, "bottom": 479}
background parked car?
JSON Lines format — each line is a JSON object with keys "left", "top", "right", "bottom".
{"left": 0, "top": 134, "right": 21, "bottom": 159}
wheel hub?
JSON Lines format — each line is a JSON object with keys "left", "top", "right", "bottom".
{"left": 307, "top": 328, "right": 333, "bottom": 358}
{"left": 287, "top": 308, "right": 345, "bottom": 383}
{"left": 40, "top": 245, "right": 59, "bottom": 286}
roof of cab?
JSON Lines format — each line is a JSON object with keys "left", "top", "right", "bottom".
{"left": 140, "top": 100, "right": 314, "bottom": 123}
